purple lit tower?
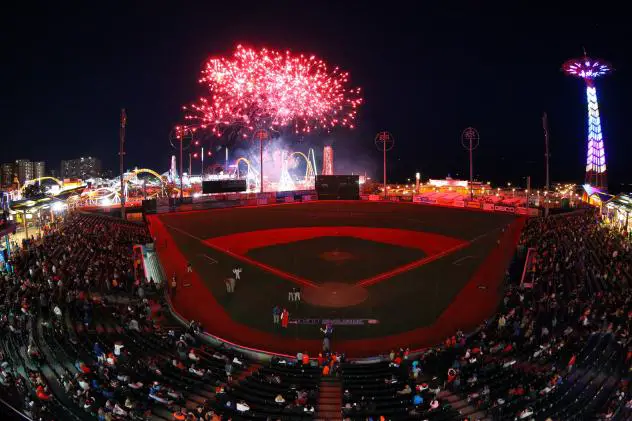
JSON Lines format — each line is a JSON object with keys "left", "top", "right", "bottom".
{"left": 562, "top": 52, "right": 612, "bottom": 191}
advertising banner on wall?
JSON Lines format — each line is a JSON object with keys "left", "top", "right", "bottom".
{"left": 453, "top": 200, "right": 466, "bottom": 208}
{"left": 413, "top": 195, "right": 423, "bottom": 203}
{"left": 467, "top": 201, "right": 481, "bottom": 209}
{"left": 369, "top": 195, "right": 381, "bottom": 201}
{"left": 494, "top": 205, "right": 515, "bottom": 213}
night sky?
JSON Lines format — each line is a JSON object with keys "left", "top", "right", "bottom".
{"left": 2, "top": 4, "right": 630, "bottom": 192}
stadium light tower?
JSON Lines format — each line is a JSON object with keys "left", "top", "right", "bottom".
{"left": 562, "top": 51, "right": 612, "bottom": 191}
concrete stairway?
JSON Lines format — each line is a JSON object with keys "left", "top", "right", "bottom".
{"left": 438, "top": 390, "right": 489, "bottom": 421}
{"left": 233, "top": 362, "right": 263, "bottom": 383}
{"left": 316, "top": 376, "right": 342, "bottom": 421}
{"left": 143, "top": 248, "right": 166, "bottom": 284}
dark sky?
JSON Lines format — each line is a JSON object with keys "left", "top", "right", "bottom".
{"left": 2, "top": 4, "right": 630, "bottom": 191}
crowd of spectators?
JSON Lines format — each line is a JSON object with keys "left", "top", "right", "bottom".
{"left": 0, "top": 212, "right": 323, "bottom": 421}
{"left": 3, "top": 207, "right": 632, "bottom": 421}
{"left": 343, "top": 210, "right": 632, "bottom": 420}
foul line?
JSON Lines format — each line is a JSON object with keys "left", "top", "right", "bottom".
{"left": 453, "top": 256, "right": 474, "bottom": 266}
{"left": 355, "top": 241, "right": 471, "bottom": 287}
{"left": 355, "top": 227, "right": 499, "bottom": 288}
{"left": 203, "top": 240, "right": 318, "bottom": 288}
{"left": 199, "top": 254, "right": 218, "bottom": 264}
{"left": 164, "top": 222, "right": 318, "bottom": 289}
{"left": 165, "top": 223, "right": 205, "bottom": 242}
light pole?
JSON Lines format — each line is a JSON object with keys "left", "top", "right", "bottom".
{"left": 37, "top": 209, "right": 42, "bottom": 238}
{"left": 461, "top": 127, "right": 479, "bottom": 200}
{"left": 253, "top": 129, "right": 270, "bottom": 193}
{"left": 119, "top": 109, "right": 126, "bottom": 219}
{"left": 201, "top": 147, "right": 204, "bottom": 178}
{"left": 526, "top": 176, "right": 531, "bottom": 206}
{"left": 374, "top": 131, "right": 395, "bottom": 199}
{"left": 169, "top": 126, "right": 193, "bottom": 202}
{"left": 23, "top": 210, "right": 28, "bottom": 239}
{"left": 542, "top": 112, "right": 550, "bottom": 192}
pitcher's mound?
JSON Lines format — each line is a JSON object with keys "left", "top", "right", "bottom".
{"left": 320, "top": 250, "right": 354, "bottom": 262}
{"left": 302, "top": 283, "right": 368, "bottom": 308}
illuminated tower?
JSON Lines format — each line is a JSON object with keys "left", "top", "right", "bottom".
{"left": 307, "top": 148, "right": 318, "bottom": 176}
{"left": 278, "top": 151, "right": 296, "bottom": 191}
{"left": 562, "top": 53, "right": 612, "bottom": 191}
{"left": 170, "top": 155, "right": 177, "bottom": 182}
{"left": 322, "top": 146, "right": 334, "bottom": 175}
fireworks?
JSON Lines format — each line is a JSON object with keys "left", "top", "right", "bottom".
{"left": 184, "top": 45, "right": 363, "bottom": 138}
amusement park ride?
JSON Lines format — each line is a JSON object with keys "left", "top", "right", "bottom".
{"left": 19, "top": 168, "right": 168, "bottom": 208}
{"left": 563, "top": 50, "right": 612, "bottom": 192}
{"left": 14, "top": 144, "right": 326, "bottom": 210}
{"left": 227, "top": 148, "right": 318, "bottom": 192}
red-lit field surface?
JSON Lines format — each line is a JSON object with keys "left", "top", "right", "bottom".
{"left": 148, "top": 201, "right": 524, "bottom": 357}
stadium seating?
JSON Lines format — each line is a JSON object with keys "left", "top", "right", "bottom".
{"left": 2, "top": 209, "right": 632, "bottom": 421}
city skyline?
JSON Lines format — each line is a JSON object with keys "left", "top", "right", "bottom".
{"left": 1, "top": 5, "right": 630, "bottom": 192}
{"left": 0, "top": 156, "right": 104, "bottom": 188}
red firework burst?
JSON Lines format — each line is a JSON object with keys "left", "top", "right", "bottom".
{"left": 184, "top": 45, "right": 363, "bottom": 138}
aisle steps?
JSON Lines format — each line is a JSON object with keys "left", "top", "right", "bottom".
{"left": 316, "top": 376, "right": 342, "bottom": 421}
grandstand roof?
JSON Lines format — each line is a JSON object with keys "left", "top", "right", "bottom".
{"left": 8, "top": 194, "right": 65, "bottom": 214}
{"left": 606, "top": 193, "right": 632, "bottom": 212}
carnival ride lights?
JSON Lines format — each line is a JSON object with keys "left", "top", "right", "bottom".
{"left": 64, "top": 168, "right": 168, "bottom": 208}
{"left": 287, "top": 151, "right": 316, "bottom": 180}
{"left": 22, "top": 176, "right": 64, "bottom": 189}
{"left": 122, "top": 168, "right": 167, "bottom": 198}
{"left": 228, "top": 149, "right": 316, "bottom": 193}
{"left": 278, "top": 151, "right": 296, "bottom": 192}
{"left": 80, "top": 187, "right": 119, "bottom": 207}
{"left": 563, "top": 54, "right": 612, "bottom": 190}
{"left": 51, "top": 202, "right": 66, "bottom": 212}
{"left": 233, "top": 157, "right": 260, "bottom": 192}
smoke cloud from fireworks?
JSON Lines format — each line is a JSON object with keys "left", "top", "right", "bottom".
{"left": 184, "top": 45, "right": 363, "bottom": 138}
{"left": 227, "top": 134, "right": 377, "bottom": 185}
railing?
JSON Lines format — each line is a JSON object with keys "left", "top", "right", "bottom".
{"left": 520, "top": 248, "right": 538, "bottom": 288}
{"left": 0, "top": 397, "right": 33, "bottom": 421}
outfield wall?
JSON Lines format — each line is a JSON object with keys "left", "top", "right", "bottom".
{"left": 146, "top": 190, "right": 541, "bottom": 217}
{"left": 363, "top": 194, "right": 541, "bottom": 216}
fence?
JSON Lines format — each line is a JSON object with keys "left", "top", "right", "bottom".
{"left": 361, "top": 195, "right": 541, "bottom": 216}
